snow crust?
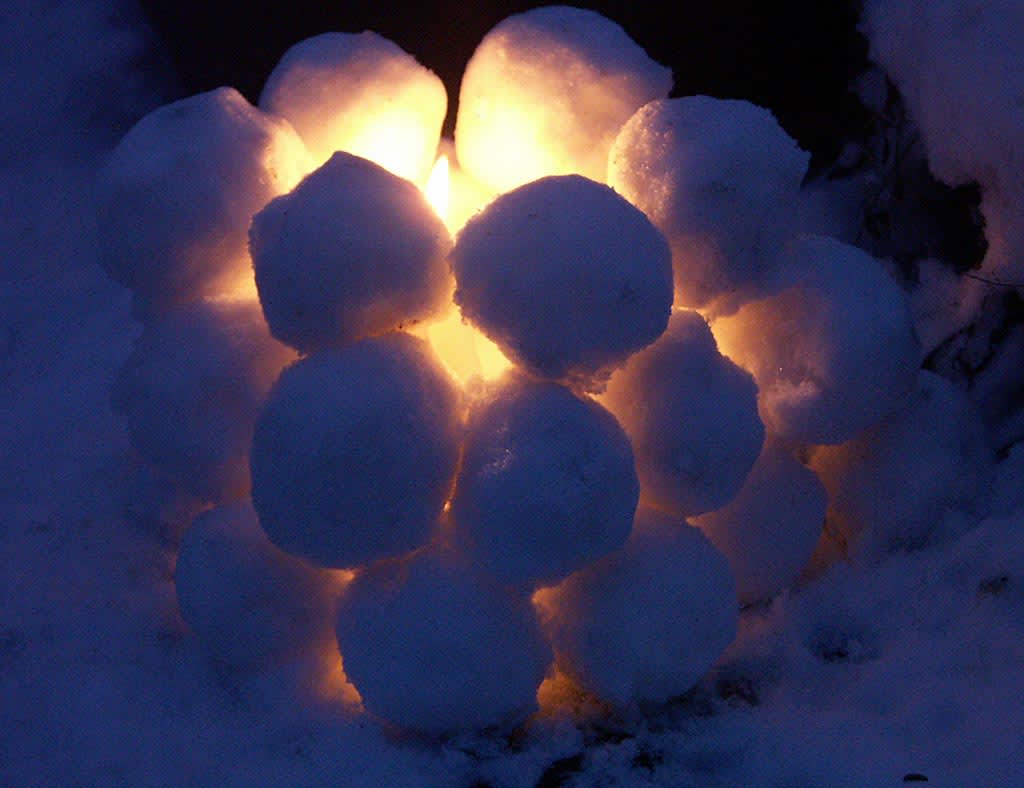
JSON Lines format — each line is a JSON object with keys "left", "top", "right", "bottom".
{"left": 694, "top": 440, "right": 827, "bottom": 604}
{"left": 96, "top": 87, "right": 310, "bottom": 310}
{"left": 608, "top": 96, "right": 810, "bottom": 314}
{"left": 250, "top": 152, "right": 452, "bottom": 354}
{"left": 112, "top": 296, "right": 295, "bottom": 502}
{"left": 260, "top": 31, "right": 446, "bottom": 183}
{"left": 455, "top": 5, "right": 671, "bottom": 193}
{"left": 450, "top": 376, "right": 638, "bottom": 588}
{"left": 336, "top": 546, "right": 551, "bottom": 735}
{"left": 451, "top": 174, "right": 673, "bottom": 390}
{"left": 536, "top": 507, "right": 737, "bottom": 707}
{"left": 713, "top": 235, "right": 921, "bottom": 445}
{"left": 602, "top": 310, "right": 764, "bottom": 517}
{"left": 250, "top": 333, "right": 461, "bottom": 569}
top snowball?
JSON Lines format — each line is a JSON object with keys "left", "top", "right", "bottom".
{"left": 609, "top": 96, "right": 810, "bottom": 314}
{"left": 451, "top": 174, "right": 673, "bottom": 390}
{"left": 260, "top": 31, "right": 446, "bottom": 184}
{"left": 455, "top": 5, "right": 672, "bottom": 193}
{"left": 97, "top": 87, "right": 310, "bottom": 310}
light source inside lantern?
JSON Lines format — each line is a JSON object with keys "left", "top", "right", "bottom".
{"left": 413, "top": 307, "right": 512, "bottom": 387}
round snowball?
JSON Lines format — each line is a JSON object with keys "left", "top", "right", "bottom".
{"left": 250, "top": 333, "right": 461, "bottom": 569}
{"left": 336, "top": 547, "right": 551, "bottom": 735}
{"left": 694, "top": 440, "right": 826, "bottom": 605}
{"left": 602, "top": 310, "right": 764, "bottom": 516}
{"left": 609, "top": 97, "right": 810, "bottom": 313}
{"left": 810, "top": 371, "right": 994, "bottom": 557}
{"left": 97, "top": 87, "right": 310, "bottom": 309}
{"left": 250, "top": 152, "right": 452, "bottom": 355}
{"left": 112, "top": 297, "right": 295, "bottom": 502}
{"left": 451, "top": 376, "right": 638, "bottom": 587}
{"left": 260, "top": 31, "right": 446, "bottom": 183}
{"left": 536, "top": 507, "right": 737, "bottom": 708}
{"left": 712, "top": 236, "right": 921, "bottom": 445}
{"left": 176, "top": 503, "right": 339, "bottom": 672}
{"left": 455, "top": 5, "right": 671, "bottom": 192}
{"left": 451, "top": 174, "right": 673, "bottom": 389}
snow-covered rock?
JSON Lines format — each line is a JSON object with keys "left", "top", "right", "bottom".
{"left": 335, "top": 546, "right": 551, "bottom": 735}
{"left": 455, "top": 5, "right": 671, "bottom": 193}
{"left": 250, "top": 152, "right": 452, "bottom": 355}
{"left": 250, "top": 333, "right": 461, "bottom": 569}
{"left": 450, "top": 375, "right": 638, "bottom": 588}
{"left": 536, "top": 507, "right": 737, "bottom": 708}
{"left": 96, "top": 87, "right": 309, "bottom": 310}
{"left": 602, "top": 309, "right": 763, "bottom": 517}
{"left": 608, "top": 96, "right": 810, "bottom": 314}
{"left": 451, "top": 174, "right": 672, "bottom": 390}
{"left": 713, "top": 235, "right": 921, "bottom": 445}
{"left": 260, "top": 31, "right": 446, "bottom": 184}
{"left": 112, "top": 296, "right": 295, "bottom": 502}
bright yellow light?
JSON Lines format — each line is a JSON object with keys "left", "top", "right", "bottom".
{"left": 411, "top": 307, "right": 512, "bottom": 387}
{"left": 425, "top": 154, "right": 450, "bottom": 223}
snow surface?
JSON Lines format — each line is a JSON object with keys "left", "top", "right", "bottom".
{"left": 3, "top": 1, "right": 1023, "bottom": 785}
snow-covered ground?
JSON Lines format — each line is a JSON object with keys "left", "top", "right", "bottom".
{"left": 2, "top": 2, "right": 1022, "bottom": 785}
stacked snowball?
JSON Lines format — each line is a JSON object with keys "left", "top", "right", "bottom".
{"left": 100, "top": 3, "right": 996, "bottom": 738}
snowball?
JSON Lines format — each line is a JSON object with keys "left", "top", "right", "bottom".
{"left": 602, "top": 310, "right": 764, "bottom": 517}
{"left": 693, "top": 440, "right": 826, "bottom": 604}
{"left": 455, "top": 5, "right": 671, "bottom": 193}
{"left": 259, "top": 31, "right": 446, "bottom": 184}
{"left": 535, "top": 507, "right": 737, "bottom": 707}
{"left": 451, "top": 174, "right": 673, "bottom": 389}
{"left": 250, "top": 152, "right": 452, "bottom": 355}
{"left": 175, "top": 503, "right": 340, "bottom": 672}
{"left": 450, "top": 375, "right": 638, "bottom": 588}
{"left": 112, "top": 296, "right": 295, "bottom": 502}
{"left": 712, "top": 236, "right": 921, "bottom": 445}
{"left": 250, "top": 333, "right": 461, "bottom": 569}
{"left": 97, "top": 87, "right": 310, "bottom": 309}
{"left": 809, "top": 371, "right": 994, "bottom": 557}
{"left": 608, "top": 96, "right": 810, "bottom": 313}
{"left": 335, "top": 546, "right": 551, "bottom": 735}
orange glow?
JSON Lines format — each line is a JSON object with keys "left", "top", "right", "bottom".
{"left": 412, "top": 307, "right": 512, "bottom": 387}
{"left": 425, "top": 154, "right": 449, "bottom": 221}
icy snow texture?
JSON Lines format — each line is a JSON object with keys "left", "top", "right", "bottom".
{"left": 712, "top": 236, "right": 920, "bottom": 445}
{"left": 455, "top": 5, "right": 671, "bottom": 193}
{"left": 175, "top": 503, "right": 339, "bottom": 672}
{"left": 250, "top": 333, "right": 461, "bottom": 569}
{"left": 602, "top": 310, "right": 763, "bottom": 517}
{"left": 250, "top": 152, "right": 452, "bottom": 355}
{"left": 451, "top": 174, "right": 673, "bottom": 389}
{"left": 536, "top": 507, "right": 737, "bottom": 707}
{"left": 608, "top": 97, "right": 810, "bottom": 314}
{"left": 864, "top": 0, "right": 1024, "bottom": 284}
{"left": 96, "top": 87, "right": 309, "bottom": 310}
{"left": 112, "top": 296, "right": 295, "bottom": 502}
{"left": 810, "top": 371, "right": 994, "bottom": 557}
{"left": 694, "top": 440, "right": 826, "bottom": 605}
{"left": 335, "top": 546, "right": 551, "bottom": 735}
{"left": 451, "top": 376, "right": 638, "bottom": 588}
{"left": 259, "top": 31, "right": 446, "bottom": 184}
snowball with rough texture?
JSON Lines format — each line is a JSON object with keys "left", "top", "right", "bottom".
{"left": 713, "top": 236, "right": 920, "bottom": 445}
{"left": 336, "top": 546, "right": 551, "bottom": 735}
{"left": 810, "top": 371, "right": 994, "bottom": 557}
{"left": 694, "top": 440, "right": 826, "bottom": 604}
{"left": 176, "top": 503, "right": 340, "bottom": 672}
{"left": 536, "top": 507, "right": 737, "bottom": 707}
{"left": 609, "top": 96, "right": 810, "bottom": 314}
{"left": 450, "top": 375, "right": 638, "bottom": 587}
{"left": 451, "top": 174, "right": 672, "bottom": 389}
{"left": 97, "top": 87, "right": 310, "bottom": 309}
{"left": 260, "top": 31, "right": 446, "bottom": 184}
{"left": 250, "top": 333, "right": 461, "bottom": 569}
{"left": 455, "top": 5, "right": 671, "bottom": 193}
{"left": 602, "top": 310, "right": 763, "bottom": 516}
{"left": 250, "top": 152, "right": 452, "bottom": 354}
{"left": 112, "top": 296, "right": 295, "bottom": 502}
